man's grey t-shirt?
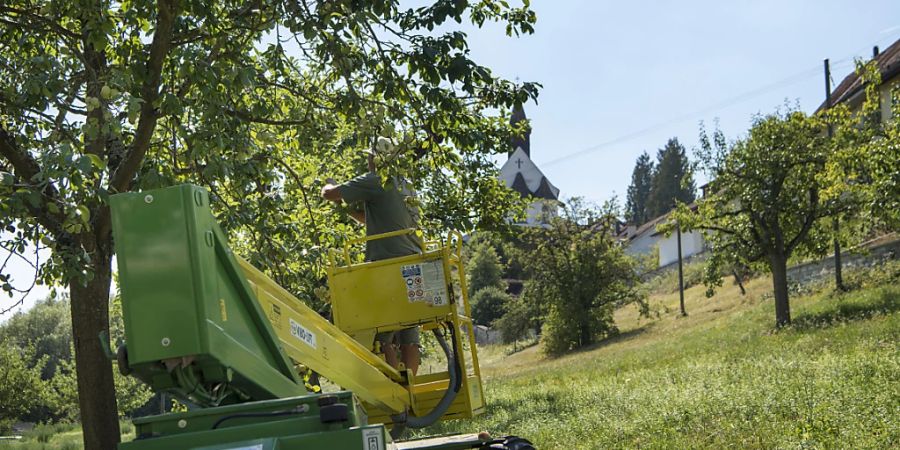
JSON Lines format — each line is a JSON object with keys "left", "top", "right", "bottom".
{"left": 338, "top": 172, "right": 422, "bottom": 261}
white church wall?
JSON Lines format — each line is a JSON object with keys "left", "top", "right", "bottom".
{"left": 516, "top": 200, "right": 558, "bottom": 226}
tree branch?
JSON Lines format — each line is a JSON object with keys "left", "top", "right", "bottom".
{"left": 108, "top": 0, "right": 180, "bottom": 193}
{"left": 226, "top": 108, "right": 311, "bottom": 126}
{"left": 0, "top": 126, "right": 67, "bottom": 237}
{"left": 786, "top": 188, "right": 819, "bottom": 253}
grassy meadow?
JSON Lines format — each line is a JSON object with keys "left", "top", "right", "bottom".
{"left": 420, "top": 267, "right": 900, "bottom": 448}
{"left": 0, "top": 422, "right": 134, "bottom": 450}
{"left": 3, "top": 266, "right": 897, "bottom": 449}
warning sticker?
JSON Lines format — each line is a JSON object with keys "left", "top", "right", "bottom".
{"left": 289, "top": 318, "right": 317, "bottom": 349}
{"left": 401, "top": 260, "right": 447, "bottom": 306}
{"left": 361, "top": 427, "right": 384, "bottom": 450}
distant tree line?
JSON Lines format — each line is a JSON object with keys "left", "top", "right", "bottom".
{"left": 625, "top": 138, "right": 696, "bottom": 226}
{"left": 0, "top": 294, "right": 153, "bottom": 434}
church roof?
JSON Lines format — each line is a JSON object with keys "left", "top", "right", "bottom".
{"left": 500, "top": 148, "right": 560, "bottom": 201}
{"left": 510, "top": 102, "right": 531, "bottom": 157}
{"left": 533, "top": 176, "right": 558, "bottom": 200}
{"left": 499, "top": 103, "right": 559, "bottom": 202}
{"left": 510, "top": 172, "right": 532, "bottom": 197}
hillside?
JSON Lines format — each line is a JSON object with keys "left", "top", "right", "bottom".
{"left": 5, "top": 267, "right": 897, "bottom": 449}
{"left": 422, "top": 267, "right": 900, "bottom": 448}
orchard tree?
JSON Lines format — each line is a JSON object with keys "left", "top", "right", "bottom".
{"left": 0, "top": 1, "right": 538, "bottom": 447}
{"left": 466, "top": 239, "right": 505, "bottom": 296}
{"left": 824, "top": 61, "right": 900, "bottom": 232}
{"left": 470, "top": 285, "right": 508, "bottom": 326}
{"left": 859, "top": 101, "right": 900, "bottom": 229}
{"left": 0, "top": 293, "right": 152, "bottom": 422}
{"left": 493, "top": 296, "right": 530, "bottom": 344}
{"left": 525, "top": 198, "right": 645, "bottom": 355}
{"left": 676, "top": 109, "right": 833, "bottom": 327}
{"left": 0, "top": 296, "right": 71, "bottom": 380}
{"left": 0, "top": 345, "right": 47, "bottom": 434}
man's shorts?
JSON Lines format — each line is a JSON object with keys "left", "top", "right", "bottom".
{"left": 375, "top": 327, "right": 420, "bottom": 347}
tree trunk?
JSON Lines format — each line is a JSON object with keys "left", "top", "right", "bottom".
{"left": 732, "top": 268, "right": 746, "bottom": 296}
{"left": 677, "top": 223, "right": 687, "bottom": 316}
{"left": 769, "top": 253, "right": 791, "bottom": 327}
{"left": 580, "top": 324, "right": 592, "bottom": 348}
{"left": 832, "top": 218, "right": 844, "bottom": 291}
{"left": 68, "top": 242, "right": 120, "bottom": 450}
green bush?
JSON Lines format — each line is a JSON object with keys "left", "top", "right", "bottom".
{"left": 0, "top": 345, "right": 47, "bottom": 432}
{"left": 466, "top": 241, "right": 505, "bottom": 297}
{"left": 21, "top": 422, "right": 78, "bottom": 443}
{"left": 471, "top": 286, "right": 510, "bottom": 327}
{"left": 493, "top": 297, "right": 531, "bottom": 344}
{"left": 524, "top": 199, "right": 645, "bottom": 355}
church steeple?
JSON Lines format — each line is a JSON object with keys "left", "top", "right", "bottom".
{"left": 510, "top": 102, "right": 531, "bottom": 157}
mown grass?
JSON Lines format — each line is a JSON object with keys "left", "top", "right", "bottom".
{"left": 419, "top": 268, "right": 900, "bottom": 449}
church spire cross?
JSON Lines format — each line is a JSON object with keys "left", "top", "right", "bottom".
{"left": 516, "top": 158, "right": 524, "bottom": 169}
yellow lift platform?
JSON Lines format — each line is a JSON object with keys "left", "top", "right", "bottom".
{"left": 234, "top": 226, "right": 484, "bottom": 428}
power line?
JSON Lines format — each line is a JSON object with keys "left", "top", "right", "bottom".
{"left": 542, "top": 63, "right": 834, "bottom": 167}
{"left": 541, "top": 33, "right": 898, "bottom": 168}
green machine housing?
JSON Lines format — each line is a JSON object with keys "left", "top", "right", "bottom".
{"left": 111, "top": 185, "right": 305, "bottom": 404}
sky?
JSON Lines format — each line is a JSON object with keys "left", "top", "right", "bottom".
{"left": 2, "top": 1, "right": 899, "bottom": 317}
{"left": 462, "top": 0, "right": 900, "bottom": 204}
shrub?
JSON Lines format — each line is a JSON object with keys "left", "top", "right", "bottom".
{"left": 524, "top": 198, "right": 646, "bottom": 355}
{"left": 466, "top": 241, "right": 505, "bottom": 297}
{"left": 471, "top": 286, "right": 510, "bottom": 327}
{"left": 494, "top": 297, "right": 531, "bottom": 344}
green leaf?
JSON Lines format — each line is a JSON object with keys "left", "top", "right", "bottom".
{"left": 76, "top": 205, "right": 91, "bottom": 224}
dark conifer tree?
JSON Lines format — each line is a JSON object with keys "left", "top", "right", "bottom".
{"left": 647, "top": 138, "right": 696, "bottom": 218}
{"left": 625, "top": 151, "right": 654, "bottom": 225}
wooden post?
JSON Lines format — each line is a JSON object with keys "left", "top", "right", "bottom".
{"left": 677, "top": 222, "right": 686, "bottom": 316}
{"left": 824, "top": 58, "right": 845, "bottom": 291}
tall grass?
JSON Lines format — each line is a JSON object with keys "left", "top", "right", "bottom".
{"left": 7, "top": 265, "right": 897, "bottom": 449}
{"left": 642, "top": 259, "right": 707, "bottom": 296}
{"left": 419, "top": 266, "right": 900, "bottom": 448}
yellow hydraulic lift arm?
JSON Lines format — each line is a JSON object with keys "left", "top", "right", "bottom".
{"left": 236, "top": 257, "right": 411, "bottom": 414}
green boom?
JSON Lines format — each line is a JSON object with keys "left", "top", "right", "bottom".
{"left": 111, "top": 184, "right": 305, "bottom": 404}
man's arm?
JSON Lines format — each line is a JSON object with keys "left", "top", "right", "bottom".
{"left": 321, "top": 177, "right": 343, "bottom": 203}
{"left": 348, "top": 209, "right": 365, "bottom": 224}
{"left": 321, "top": 176, "right": 365, "bottom": 224}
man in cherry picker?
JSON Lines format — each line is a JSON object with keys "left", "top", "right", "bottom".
{"left": 321, "top": 137, "right": 423, "bottom": 375}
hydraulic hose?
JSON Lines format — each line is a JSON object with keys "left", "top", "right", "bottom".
{"left": 390, "top": 326, "right": 462, "bottom": 438}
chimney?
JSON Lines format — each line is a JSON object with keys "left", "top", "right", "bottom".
{"left": 873, "top": 46, "right": 880, "bottom": 58}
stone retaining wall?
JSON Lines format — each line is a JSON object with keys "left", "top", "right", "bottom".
{"left": 787, "top": 237, "right": 900, "bottom": 285}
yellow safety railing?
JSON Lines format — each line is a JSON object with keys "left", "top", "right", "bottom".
{"left": 326, "top": 229, "right": 485, "bottom": 424}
